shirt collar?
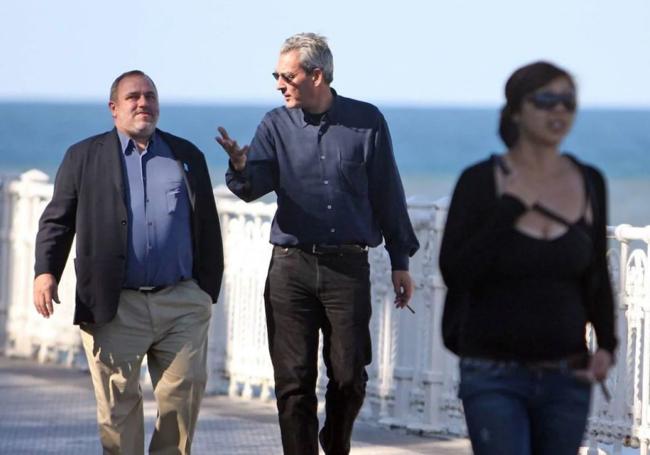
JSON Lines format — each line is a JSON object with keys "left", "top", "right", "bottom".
{"left": 325, "top": 88, "right": 340, "bottom": 123}
{"left": 117, "top": 130, "right": 156, "bottom": 155}
{"left": 296, "top": 88, "right": 339, "bottom": 128}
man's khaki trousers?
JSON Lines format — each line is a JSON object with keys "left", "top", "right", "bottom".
{"left": 80, "top": 280, "right": 212, "bottom": 455}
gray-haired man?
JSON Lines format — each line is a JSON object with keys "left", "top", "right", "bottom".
{"left": 217, "top": 33, "right": 419, "bottom": 455}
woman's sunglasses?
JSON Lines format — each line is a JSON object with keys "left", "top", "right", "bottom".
{"left": 527, "top": 91, "right": 577, "bottom": 112}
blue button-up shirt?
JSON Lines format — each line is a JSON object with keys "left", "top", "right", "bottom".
{"left": 226, "top": 90, "right": 419, "bottom": 270}
{"left": 118, "top": 131, "right": 193, "bottom": 287}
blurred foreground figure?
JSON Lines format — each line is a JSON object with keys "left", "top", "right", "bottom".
{"left": 439, "top": 61, "right": 617, "bottom": 455}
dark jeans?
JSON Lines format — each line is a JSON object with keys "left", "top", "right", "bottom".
{"left": 264, "top": 246, "right": 372, "bottom": 455}
{"left": 459, "top": 357, "right": 592, "bottom": 455}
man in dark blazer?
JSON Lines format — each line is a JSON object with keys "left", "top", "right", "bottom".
{"left": 33, "top": 70, "right": 223, "bottom": 455}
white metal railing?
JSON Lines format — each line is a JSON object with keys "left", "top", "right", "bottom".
{"left": 1, "top": 170, "right": 648, "bottom": 453}
{"left": 583, "top": 225, "right": 650, "bottom": 455}
{"left": 0, "top": 170, "right": 84, "bottom": 366}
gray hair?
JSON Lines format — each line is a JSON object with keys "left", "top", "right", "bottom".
{"left": 281, "top": 33, "right": 334, "bottom": 84}
{"left": 109, "top": 70, "right": 157, "bottom": 101}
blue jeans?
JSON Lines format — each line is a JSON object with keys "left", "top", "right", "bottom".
{"left": 459, "top": 357, "right": 592, "bottom": 455}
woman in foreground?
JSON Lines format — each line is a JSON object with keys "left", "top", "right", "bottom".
{"left": 439, "top": 61, "right": 617, "bottom": 455}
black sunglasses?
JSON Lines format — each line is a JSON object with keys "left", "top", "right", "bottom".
{"left": 527, "top": 91, "right": 577, "bottom": 112}
{"left": 272, "top": 67, "right": 319, "bottom": 84}
{"left": 272, "top": 72, "right": 297, "bottom": 83}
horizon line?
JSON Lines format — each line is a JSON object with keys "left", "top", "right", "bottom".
{"left": 1, "top": 97, "right": 650, "bottom": 111}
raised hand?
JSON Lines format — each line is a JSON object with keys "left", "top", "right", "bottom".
{"left": 216, "top": 126, "right": 250, "bottom": 171}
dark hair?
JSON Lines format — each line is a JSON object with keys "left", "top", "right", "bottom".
{"left": 109, "top": 70, "right": 157, "bottom": 101}
{"left": 498, "top": 61, "right": 576, "bottom": 147}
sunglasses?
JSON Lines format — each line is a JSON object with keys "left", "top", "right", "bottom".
{"left": 272, "top": 71, "right": 297, "bottom": 83}
{"left": 527, "top": 91, "right": 577, "bottom": 112}
{"left": 272, "top": 67, "right": 319, "bottom": 84}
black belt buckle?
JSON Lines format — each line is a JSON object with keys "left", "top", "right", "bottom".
{"left": 133, "top": 285, "right": 167, "bottom": 294}
{"left": 138, "top": 285, "right": 167, "bottom": 294}
{"left": 311, "top": 244, "right": 337, "bottom": 254}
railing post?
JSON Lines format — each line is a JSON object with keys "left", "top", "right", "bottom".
{"left": 0, "top": 174, "right": 14, "bottom": 354}
{"left": 4, "top": 170, "right": 85, "bottom": 366}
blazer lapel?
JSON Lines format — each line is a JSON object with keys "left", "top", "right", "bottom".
{"left": 105, "top": 129, "right": 127, "bottom": 209}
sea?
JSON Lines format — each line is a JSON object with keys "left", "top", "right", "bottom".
{"left": 1, "top": 102, "right": 648, "bottom": 226}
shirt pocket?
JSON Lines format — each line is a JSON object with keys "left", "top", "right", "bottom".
{"left": 339, "top": 159, "right": 368, "bottom": 196}
{"left": 165, "top": 183, "right": 183, "bottom": 214}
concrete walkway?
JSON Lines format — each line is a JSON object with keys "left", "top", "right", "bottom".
{"left": 0, "top": 356, "right": 471, "bottom": 454}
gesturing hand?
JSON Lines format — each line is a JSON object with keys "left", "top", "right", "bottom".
{"left": 215, "top": 126, "right": 249, "bottom": 171}
{"left": 33, "top": 273, "right": 60, "bottom": 318}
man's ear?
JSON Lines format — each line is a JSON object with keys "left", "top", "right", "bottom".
{"left": 312, "top": 68, "right": 324, "bottom": 87}
{"left": 108, "top": 101, "right": 117, "bottom": 118}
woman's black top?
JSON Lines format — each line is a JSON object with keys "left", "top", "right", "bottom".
{"left": 439, "top": 155, "right": 617, "bottom": 361}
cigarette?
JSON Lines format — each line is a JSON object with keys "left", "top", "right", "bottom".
{"left": 600, "top": 381, "right": 611, "bottom": 402}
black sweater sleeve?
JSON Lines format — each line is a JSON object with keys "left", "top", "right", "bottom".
{"left": 439, "top": 160, "right": 527, "bottom": 291}
{"left": 583, "top": 166, "right": 617, "bottom": 354}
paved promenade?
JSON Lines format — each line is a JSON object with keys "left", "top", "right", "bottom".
{"left": 0, "top": 356, "right": 471, "bottom": 454}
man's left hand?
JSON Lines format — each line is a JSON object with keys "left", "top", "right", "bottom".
{"left": 392, "top": 270, "right": 414, "bottom": 309}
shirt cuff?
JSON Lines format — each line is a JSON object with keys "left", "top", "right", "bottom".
{"left": 389, "top": 252, "right": 409, "bottom": 271}
{"left": 34, "top": 264, "right": 60, "bottom": 282}
{"left": 227, "top": 159, "right": 247, "bottom": 174}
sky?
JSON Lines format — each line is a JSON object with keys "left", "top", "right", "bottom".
{"left": 1, "top": 0, "right": 649, "bottom": 107}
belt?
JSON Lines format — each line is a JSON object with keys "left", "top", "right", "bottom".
{"left": 463, "top": 352, "right": 590, "bottom": 371}
{"left": 523, "top": 353, "right": 590, "bottom": 371}
{"left": 294, "top": 244, "right": 368, "bottom": 255}
{"left": 124, "top": 285, "right": 168, "bottom": 294}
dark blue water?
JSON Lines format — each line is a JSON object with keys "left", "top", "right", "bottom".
{"left": 1, "top": 102, "right": 648, "bottom": 225}
{"left": 1, "top": 102, "right": 648, "bottom": 178}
